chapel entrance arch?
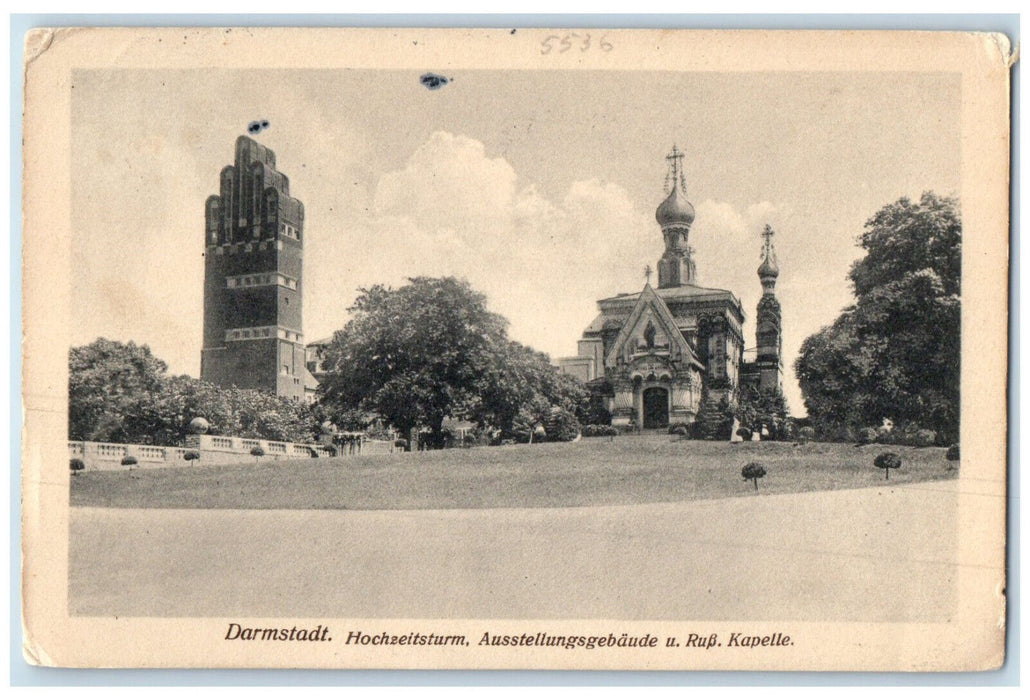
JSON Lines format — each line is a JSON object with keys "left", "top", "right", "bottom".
{"left": 642, "top": 386, "right": 670, "bottom": 429}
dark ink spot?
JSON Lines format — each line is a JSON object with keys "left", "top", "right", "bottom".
{"left": 247, "top": 120, "right": 270, "bottom": 134}
{"left": 510, "top": 29, "right": 516, "bottom": 34}
{"left": 420, "top": 73, "right": 450, "bottom": 90}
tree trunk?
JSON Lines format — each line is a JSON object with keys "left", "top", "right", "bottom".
{"left": 753, "top": 478, "right": 758, "bottom": 490}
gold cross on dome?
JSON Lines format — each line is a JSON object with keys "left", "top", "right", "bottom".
{"left": 644, "top": 264, "right": 653, "bottom": 284}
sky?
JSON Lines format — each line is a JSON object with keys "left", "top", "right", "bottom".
{"left": 70, "top": 68, "right": 961, "bottom": 415}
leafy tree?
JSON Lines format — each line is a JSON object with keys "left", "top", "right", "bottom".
{"left": 70, "top": 458, "right": 85, "bottom": 475}
{"left": 545, "top": 406, "right": 581, "bottom": 442}
{"left": 796, "top": 192, "right": 960, "bottom": 443}
{"left": 69, "top": 338, "right": 317, "bottom": 446}
{"left": 250, "top": 445, "right": 265, "bottom": 462}
{"left": 319, "top": 277, "right": 586, "bottom": 446}
{"left": 735, "top": 385, "right": 788, "bottom": 440}
{"left": 69, "top": 338, "right": 167, "bottom": 442}
{"left": 874, "top": 452, "right": 902, "bottom": 480}
{"left": 741, "top": 462, "right": 767, "bottom": 490}
{"left": 318, "top": 278, "right": 505, "bottom": 446}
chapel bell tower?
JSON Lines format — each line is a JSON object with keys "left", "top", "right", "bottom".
{"left": 754, "top": 224, "right": 783, "bottom": 392}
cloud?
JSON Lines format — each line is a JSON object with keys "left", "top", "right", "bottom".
{"left": 303, "top": 131, "right": 829, "bottom": 415}
{"left": 305, "top": 131, "right": 656, "bottom": 360}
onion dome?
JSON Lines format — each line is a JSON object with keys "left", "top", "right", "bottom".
{"left": 655, "top": 182, "right": 695, "bottom": 228}
{"left": 758, "top": 224, "right": 778, "bottom": 284}
{"left": 758, "top": 250, "right": 779, "bottom": 278}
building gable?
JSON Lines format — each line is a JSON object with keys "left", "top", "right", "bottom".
{"left": 604, "top": 284, "right": 700, "bottom": 370}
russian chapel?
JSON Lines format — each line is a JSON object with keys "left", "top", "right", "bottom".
{"left": 558, "top": 146, "right": 784, "bottom": 429}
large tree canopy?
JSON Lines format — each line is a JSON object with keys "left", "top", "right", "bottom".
{"left": 795, "top": 192, "right": 961, "bottom": 442}
{"left": 69, "top": 338, "right": 168, "bottom": 443}
{"left": 69, "top": 338, "right": 317, "bottom": 445}
{"left": 318, "top": 276, "right": 586, "bottom": 443}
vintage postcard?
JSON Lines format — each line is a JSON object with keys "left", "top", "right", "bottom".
{"left": 21, "top": 27, "right": 1012, "bottom": 670}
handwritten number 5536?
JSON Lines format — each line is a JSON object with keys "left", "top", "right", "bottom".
{"left": 540, "top": 33, "right": 612, "bottom": 55}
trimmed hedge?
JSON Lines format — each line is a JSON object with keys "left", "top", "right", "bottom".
{"left": 70, "top": 458, "right": 85, "bottom": 473}
{"left": 946, "top": 444, "right": 960, "bottom": 461}
{"left": 120, "top": 456, "right": 137, "bottom": 466}
{"left": 582, "top": 424, "right": 619, "bottom": 438}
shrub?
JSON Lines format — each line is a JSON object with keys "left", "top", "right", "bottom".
{"left": 582, "top": 424, "right": 618, "bottom": 438}
{"left": 893, "top": 424, "right": 937, "bottom": 447}
{"left": 741, "top": 461, "right": 767, "bottom": 490}
{"left": 546, "top": 407, "right": 581, "bottom": 443}
{"left": 70, "top": 458, "right": 85, "bottom": 474}
{"left": 736, "top": 427, "right": 753, "bottom": 442}
{"left": 857, "top": 427, "right": 879, "bottom": 445}
{"left": 308, "top": 447, "right": 320, "bottom": 458}
{"left": 183, "top": 450, "right": 200, "bottom": 462}
{"left": 250, "top": 446, "right": 265, "bottom": 462}
{"left": 874, "top": 452, "right": 902, "bottom": 479}
{"left": 695, "top": 395, "right": 733, "bottom": 440}
{"left": 798, "top": 427, "right": 816, "bottom": 444}
{"left": 668, "top": 423, "right": 690, "bottom": 437}
{"left": 120, "top": 455, "right": 137, "bottom": 467}
{"left": 782, "top": 420, "right": 798, "bottom": 442}
{"left": 875, "top": 426, "right": 895, "bottom": 444}
{"left": 946, "top": 444, "right": 960, "bottom": 461}
{"left": 394, "top": 438, "right": 408, "bottom": 449}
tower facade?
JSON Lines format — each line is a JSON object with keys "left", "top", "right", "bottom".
{"left": 200, "top": 135, "right": 307, "bottom": 401}
{"left": 754, "top": 224, "right": 783, "bottom": 392}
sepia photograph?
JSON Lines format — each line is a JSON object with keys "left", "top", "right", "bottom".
{"left": 21, "top": 27, "right": 1012, "bottom": 670}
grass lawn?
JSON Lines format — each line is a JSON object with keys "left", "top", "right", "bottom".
{"left": 70, "top": 435, "right": 959, "bottom": 511}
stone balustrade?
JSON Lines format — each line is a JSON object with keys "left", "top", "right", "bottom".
{"left": 68, "top": 433, "right": 395, "bottom": 471}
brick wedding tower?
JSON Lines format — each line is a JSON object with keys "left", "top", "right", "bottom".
{"left": 200, "top": 135, "right": 307, "bottom": 400}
